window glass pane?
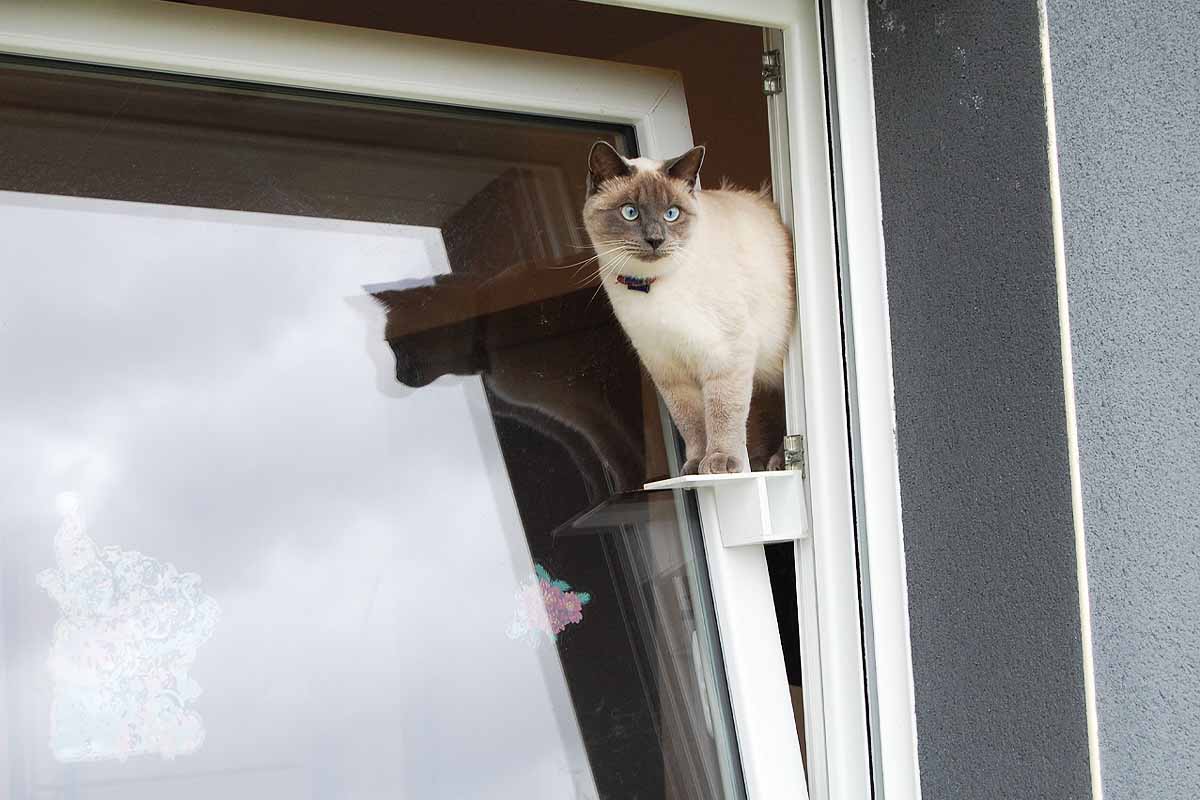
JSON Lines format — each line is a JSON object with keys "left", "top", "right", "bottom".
{"left": 0, "top": 59, "right": 744, "bottom": 799}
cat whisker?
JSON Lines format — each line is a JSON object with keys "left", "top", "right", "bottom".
{"left": 586, "top": 273, "right": 611, "bottom": 309}
{"left": 551, "top": 254, "right": 601, "bottom": 273}
{"left": 574, "top": 249, "right": 634, "bottom": 286}
{"left": 574, "top": 249, "right": 635, "bottom": 281}
{"left": 574, "top": 267, "right": 608, "bottom": 286}
{"left": 566, "top": 240, "right": 627, "bottom": 250}
{"left": 587, "top": 251, "right": 635, "bottom": 307}
{"left": 574, "top": 269, "right": 605, "bottom": 286}
{"left": 546, "top": 245, "right": 627, "bottom": 272}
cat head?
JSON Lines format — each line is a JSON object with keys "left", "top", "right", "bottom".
{"left": 582, "top": 141, "right": 705, "bottom": 266}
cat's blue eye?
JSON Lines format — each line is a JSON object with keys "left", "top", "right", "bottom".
{"left": 620, "top": 204, "right": 639, "bottom": 221}
{"left": 663, "top": 206, "right": 681, "bottom": 222}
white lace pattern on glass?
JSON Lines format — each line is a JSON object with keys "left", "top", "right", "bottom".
{"left": 37, "top": 493, "right": 220, "bottom": 763}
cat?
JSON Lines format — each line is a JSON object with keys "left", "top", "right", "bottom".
{"left": 582, "top": 141, "right": 795, "bottom": 474}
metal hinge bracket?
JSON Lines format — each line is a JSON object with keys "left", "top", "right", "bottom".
{"left": 761, "top": 49, "right": 783, "bottom": 96}
{"left": 783, "top": 433, "right": 806, "bottom": 478}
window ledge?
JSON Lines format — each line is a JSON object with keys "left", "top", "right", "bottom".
{"left": 645, "top": 471, "right": 809, "bottom": 547}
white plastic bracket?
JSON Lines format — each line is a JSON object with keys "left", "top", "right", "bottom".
{"left": 643, "top": 469, "right": 811, "bottom": 796}
{"left": 644, "top": 471, "right": 810, "bottom": 547}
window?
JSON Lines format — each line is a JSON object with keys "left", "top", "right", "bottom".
{"left": 0, "top": 1, "right": 919, "bottom": 798}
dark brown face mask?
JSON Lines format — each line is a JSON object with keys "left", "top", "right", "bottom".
{"left": 583, "top": 142, "right": 705, "bottom": 266}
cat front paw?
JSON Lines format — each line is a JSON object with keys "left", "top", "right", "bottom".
{"left": 681, "top": 458, "right": 702, "bottom": 475}
{"left": 698, "top": 451, "right": 747, "bottom": 475}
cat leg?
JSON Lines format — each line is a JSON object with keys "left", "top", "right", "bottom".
{"left": 657, "top": 377, "right": 707, "bottom": 475}
{"left": 748, "top": 384, "right": 787, "bottom": 471}
{"left": 766, "top": 441, "right": 787, "bottom": 471}
{"left": 699, "top": 364, "right": 754, "bottom": 474}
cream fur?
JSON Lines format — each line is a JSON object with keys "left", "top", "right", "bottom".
{"left": 588, "top": 159, "right": 795, "bottom": 474}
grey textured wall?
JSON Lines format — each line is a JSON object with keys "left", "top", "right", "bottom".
{"left": 868, "top": 2, "right": 1092, "bottom": 797}
{"left": 1047, "top": 1, "right": 1200, "bottom": 797}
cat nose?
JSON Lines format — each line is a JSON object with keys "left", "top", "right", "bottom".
{"left": 645, "top": 236, "right": 664, "bottom": 250}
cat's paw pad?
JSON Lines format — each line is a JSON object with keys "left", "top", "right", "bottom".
{"left": 681, "top": 458, "right": 702, "bottom": 475}
{"left": 698, "top": 452, "right": 747, "bottom": 475}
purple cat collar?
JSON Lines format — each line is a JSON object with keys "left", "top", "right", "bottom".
{"left": 617, "top": 275, "right": 657, "bottom": 293}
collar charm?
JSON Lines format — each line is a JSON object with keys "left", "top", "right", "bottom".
{"left": 617, "top": 275, "right": 656, "bottom": 293}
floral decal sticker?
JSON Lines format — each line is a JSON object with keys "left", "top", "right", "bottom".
{"left": 507, "top": 564, "right": 592, "bottom": 647}
{"left": 37, "top": 493, "right": 220, "bottom": 763}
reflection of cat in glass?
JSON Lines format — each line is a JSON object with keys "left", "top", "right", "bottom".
{"left": 583, "top": 143, "right": 795, "bottom": 474}
{"left": 372, "top": 274, "right": 646, "bottom": 498}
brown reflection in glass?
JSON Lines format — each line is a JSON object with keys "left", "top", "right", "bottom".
{"left": 0, "top": 61, "right": 617, "bottom": 229}
{"left": 372, "top": 164, "right": 650, "bottom": 499}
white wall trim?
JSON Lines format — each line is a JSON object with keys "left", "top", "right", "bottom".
{"left": 1037, "top": 3, "right": 1104, "bottom": 799}
{"left": 821, "top": 1, "right": 922, "bottom": 797}
{"left": 777, "top": 8, "right": 875, "bottom": 799}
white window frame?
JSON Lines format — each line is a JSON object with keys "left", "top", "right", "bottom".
{"left": 589, "top": 2, "right": 920, "bottom": 799}
{"left": 0, "top": 1, "right": 918, "bottom": 798}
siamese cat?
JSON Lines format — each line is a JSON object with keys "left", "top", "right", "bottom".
{"left": 582, "top": 142, "right": 795, "bottom": 474}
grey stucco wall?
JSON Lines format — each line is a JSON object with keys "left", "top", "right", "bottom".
{"left": 868, "top": 2, "right": 1092, "bottom": 797}
{"left": 1047, "top": 2, "right": 1200, "bottom": 797}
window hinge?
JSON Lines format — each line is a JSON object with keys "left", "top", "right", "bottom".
{"left": 761, "top": 49, "right": 783, "bottom": 96}
{"left": 783, "top": 434, "right": 806, "bottom": 478}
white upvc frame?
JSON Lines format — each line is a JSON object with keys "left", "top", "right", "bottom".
{"left": 636, "top": 4, "right": 921, "bottom": 788}
{"left": 590, "top": 2, "right": 921, "bottom": 799}
{"left": 819, "top": 4, "right": 923, "bottom": 798}
{"left": 0, "top": 1, "right": 816, "bottom": 797}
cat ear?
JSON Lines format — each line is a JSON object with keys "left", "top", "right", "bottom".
{"left": 664, "top": 146, "right": 705, "bottom": 192}
{"left": 587, "top": 141, "right": 631, "bottom": 195}
{"left": 370, "top": 290, "right": 404, "bottom": 311}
